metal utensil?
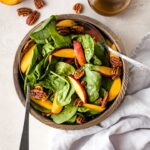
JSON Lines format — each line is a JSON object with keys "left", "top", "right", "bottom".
{"left": 85, "top": 21, "right": 150, "bottom": 71}
{"left": 19, "top": 48, "right": 30, "bottom": 150}
{"left": 106, "top": 45, "right": 150, "bottom": 71}
{"left": 19, "top": 84, "right": 30, "bottom": 150}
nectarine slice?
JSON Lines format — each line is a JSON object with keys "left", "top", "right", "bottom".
{"left": 96, "top": 66, "right": 113, "bottom": 77}
{"left": 83, "top": 103, "right": 105, "bottom": 112}
{"left": 31, "top": 98, "right": 53, "bottom": 110}
{"left": 73, "top": 40, "right": 86, "bottom": 66}
{"left": 52, "top": 49, "right": 75, "bottom": 58}
{"left": 52, "top": 94, "right": 63, "bottom": 114}
{"left": 56, "top": 20, "right": 76, "bottom": 27}
{"left": 110, "top": 44, "right": 120, "bottom": 59}
{"left": 21, "top": 44, "right": 36, "bottom": 73}
{"left": 68, "top": 76, "right": 87, "bottom": 103}
{"left": 109, "top": 77, "right": 121, "bottom": 101}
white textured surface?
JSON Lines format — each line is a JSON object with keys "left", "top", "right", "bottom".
{"left": 0, "top": 0, "right": 150, "bottom": 150}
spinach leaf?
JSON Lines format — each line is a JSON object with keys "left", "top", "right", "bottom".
{"left": 101, "top": 77, "right": 113, "bottom": 91}
{"left": 94, "top": 42, "right": 110, "bottom": 66}
{"left": 26, "top": 55, "right": 50, "bottom": 88}
{"left": 39, "top": 71, "right": 75, "bottom": 106}
{"left": 51, "top": 104, "right": 77, "bottom": 124}
{"left": 78, "top": 106, "right": 100, "bottom": 115}
{"left": 48, "top": 20, "right": 72, "bottom": 48}
{"left": 30, "top": 16, "right": 56, "bottom": 44}
{"left": 84, "top": 68, "right": 102, "bottom": 102}
{"left": 42, "top": 42, "right": 55, "bottom": 57}
{"left": 66, "top": 115, "right": 77, "bottom": 124}
{"left": 92, "top": 55, "right": 102, "bottom": 65}
{"left": 24, "top": 45, "right": 39, "bottom": 92}
{"left": 55, "top": 62, "right": 75, "bottom": 76}
{"left": 30, "top": 15, "right": 72, "bottom": 48}
{"left": 78, "top": 34, "right": 94, "bottom": 63}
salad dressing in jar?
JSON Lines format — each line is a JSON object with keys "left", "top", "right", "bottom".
{"left": 88, "top": 0, "right": 131, "bottom": 16}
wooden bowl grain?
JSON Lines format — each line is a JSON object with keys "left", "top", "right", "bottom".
{"left": 13, "top": 14, "right": 128, "bottom": 130}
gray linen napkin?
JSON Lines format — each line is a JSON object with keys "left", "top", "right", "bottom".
{"left": 48, "top": 33, "right": 150, "bottom": 150}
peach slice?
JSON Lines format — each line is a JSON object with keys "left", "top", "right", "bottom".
{"left": 0, "top": 0, "right": 22, "bottom": 5}
{"left": 52, "top": 49, "right": 75, "bottom": 58}
{"left": 68, "top": 76, "right": 87, "bottom": 103}
{"left": 20, "top": 44, "right": 36, "bottom": 73}
{"left": 105, "top": 39, "right": 112, "bottom": 47}
{"left": 31, "top": 98, "right": 53, "bottom": 110}
{"left": 96, "top": 66, "right": 113, "bottom": 77}
{"left": 73, "top": 40, "right": 86, "bottom": 66}
{"left": 110, "top": 44, "right": 120, "bottom": 59}
{"left": 83, "top": 103, "right": 105, "bottom": 112}
{"left": 56, "top": 19, "right": 76, "bottom": 27}
{"left": 52, "top": 94, "right": 63, "bottom": 114}
{"left": 109, "top": 77, "right": 121, "bottom": 101}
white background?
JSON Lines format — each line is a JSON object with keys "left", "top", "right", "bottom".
{"left": 0, "top": 0, "right": 150, "bottom": 149}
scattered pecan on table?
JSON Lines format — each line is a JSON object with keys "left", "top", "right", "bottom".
{"left": 17, "top": 7, "right": 32, "bottom": 16}
{"left": 34, "top": 0, "right": 45, "bottom": 9}
{"left": 26, "top": 11, "right": 40, "bottom": 25}
{"left": 73, "top": 3, "right": 83, "bottom": 14}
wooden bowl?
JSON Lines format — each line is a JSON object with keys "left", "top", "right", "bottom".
{"left": 13, "top": 14, "right": 128, "bottom": 130}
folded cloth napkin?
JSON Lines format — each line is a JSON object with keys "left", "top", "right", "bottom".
{"left": 48, "top": 33, "right": 150, "bottom": 150}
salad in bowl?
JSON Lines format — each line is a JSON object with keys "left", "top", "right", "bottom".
{"left": 19, "top": 15, "right": 123, "bottom": 126}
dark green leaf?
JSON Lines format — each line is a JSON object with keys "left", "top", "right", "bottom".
{"left": 51, "top": 104, "right": 77, "bottom": 124}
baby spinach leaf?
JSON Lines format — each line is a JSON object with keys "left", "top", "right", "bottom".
{"left": 30, "top": 16, "right": 56, "bottom": 44}
{"left": 78, "top": 107, "right": 89, "bottom": 113}
{"left": 42, "top": 42, "right": 55, "bottom": 57}
{"left": 48, "top": 20, "right": 72, "bottom": 48}
{"left": 51, "top": 104, "right": 77, "bottom": 124}
{"left": 40, "top": 71, "right": 75, "bottom": 106}
{"left": 92, "top": 55, "right": 102, "bottom": 65}
{"left": 55, "top": 62, "right": 75, "bottom": 76}
{"left": 78, "top": 34, "right": 94, "bottom": 63}
{"left": 66, "top": 115, "right": 77, "bottom": 124}
{"left": 84, "top": 68, "right": 102, "bottom": 102}
{"left": 24, "top": 45, "right": 40, "bottom": 92}
{"left": 94, "top": 42, "right": 110, "bottom": 66}
{"left": 101, "top": 77, "right": 113, "bottom": 91}
{"left": 26, "top": 55, "right": 50, "bottom": 88}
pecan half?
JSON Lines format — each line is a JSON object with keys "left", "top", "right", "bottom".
{"left": 23, "top": 39, "right": 35, "bottom": 54}
{"left": 17, "top": 7, "right": 32, "bottom": 16}
{"left": 30, "top": 85, "right": 47, "bottom": 101}
{"left": 74, "top": 69, "right": 85, "bottom": 79}
{"left": 26, "top": 11, "right": 40, "bottom": 26}
{"left": 76, "top": 115, "right": 85, "bottom": 124}
{"left": 110, "top": 56, "right": 123, "bottom": 68}
{"left": 112, "top": 67, "right": 122, "bottom": 80}
{"left": 73, "top": 3, "right": 83, "bottom": 14}
{"left": 34, "top": 0, "right": 45, "bottom": 9}
{"left": 71, "top": 26, "right": 84, "bottom": 34}
{"left": 74, "top": 98, "right": 83, "bottom": 107}
{"left": 56, "top": 26, "right": 70, "bottom": 35}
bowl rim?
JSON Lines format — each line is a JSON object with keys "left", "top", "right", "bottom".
{"left": 13, "top": 14, "right": 129, "bottom": 130}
